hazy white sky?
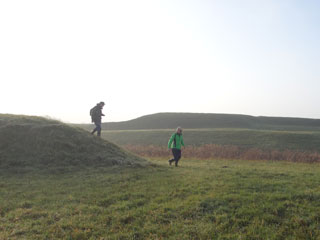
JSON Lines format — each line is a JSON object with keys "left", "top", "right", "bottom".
{"left": 1, "top": 0, "right": 320, "bottom": 123}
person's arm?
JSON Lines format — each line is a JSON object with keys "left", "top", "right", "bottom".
{"left": 168, "top": 134, "right": 174, "bottom": 149}
{"left": 99, "top": 109, "right": 105, "bottom": 117}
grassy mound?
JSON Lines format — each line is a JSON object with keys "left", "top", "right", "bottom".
{"left": 0, "top": 114, "right": 146, "bottom": 170}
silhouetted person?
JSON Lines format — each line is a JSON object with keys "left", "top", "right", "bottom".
{"left": 168, "top": 127, "right": 185, "bottom": 167}
{"left": 90, "top": 102, "right": 105, "bottom": 137}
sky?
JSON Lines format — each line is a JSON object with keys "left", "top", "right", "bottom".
{"left": 1, "top": 0, "right": 320, "bottom": 123}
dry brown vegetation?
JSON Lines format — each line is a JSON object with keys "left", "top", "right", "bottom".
{"left": 124, "top": 144, "right": 320, "bottom": 163}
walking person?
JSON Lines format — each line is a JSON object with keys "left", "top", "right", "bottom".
{"left": 90, "top": 101, "right": 105, "bottom": 137}
{"left": 168, "top": 127, "right": 185, "bottom": 167}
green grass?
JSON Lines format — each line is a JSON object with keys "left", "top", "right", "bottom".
{"left": 101, "top": 128, "right": 320, "bottom": 152}
{"left": 2, "top": 158, "right": 320, "bottom": 239}
{"left": 0, "top": 114, "right": 146, "bottom": 170}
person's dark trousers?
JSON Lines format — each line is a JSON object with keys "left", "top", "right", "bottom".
{"left": 169, "top": 148, "right": 181, "bottom": 166}
{"left": 91, "top": 121, "right": 102, "bottom": 136}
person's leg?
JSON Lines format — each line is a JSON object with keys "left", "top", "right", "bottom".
{"left": 169, "top": 149, "right": 175, "bottom": 165}
{"left": 91, "top": 124, "right": 98, "bottom": 135}
{"left": 175, "top": 149, "right": 181, "bottom": 166}
{"left": 96, "top": 122, "right": 102, "bottom": 137}
{"left": 91, "top": 121, "right": 101, "bottom": 135}
{"left": 171, "top": 148, "right": 180, "bottom": 166}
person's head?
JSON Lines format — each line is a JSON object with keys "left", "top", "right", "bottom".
{"left": 98, "top": 101, "right": 105, "bottom": 108}
{"left": 176, "top": 126, "right": 182, "bottom": 134}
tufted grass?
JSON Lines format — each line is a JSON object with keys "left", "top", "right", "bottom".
{"left": 1, "top": 158, "right": 320, "bottom": 239}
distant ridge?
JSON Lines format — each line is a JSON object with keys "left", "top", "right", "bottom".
{"left": 81, "top": 113, "right": 320, "bottom": 131}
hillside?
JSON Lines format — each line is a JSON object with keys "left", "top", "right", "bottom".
{"left": 0, "top": 114, "right": 146, "bottom": 170}
{"left": 78, "top": 113, "right": 320, "bottom": 131}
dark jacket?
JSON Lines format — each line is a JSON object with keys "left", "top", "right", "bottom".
{"left": 91, "top": 105, "right": 105, "bottom": 123}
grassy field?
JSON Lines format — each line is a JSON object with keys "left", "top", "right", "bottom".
{"left": 101, "top": 128, "right": 320, "bottom": 152}
{"left": 2, "top": 158, "right": 320, "bottom": 239}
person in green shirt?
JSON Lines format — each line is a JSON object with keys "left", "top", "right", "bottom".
{"left": 168, "top": 127, "right": 185, "bottom": 167}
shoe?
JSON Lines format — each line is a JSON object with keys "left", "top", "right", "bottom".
{"left": 168, "top": 160, "right": 172, "bottom": 166}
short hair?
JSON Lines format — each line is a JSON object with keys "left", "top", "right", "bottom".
{"left": 176, "top": 126, "right": 182, "bottom": 132}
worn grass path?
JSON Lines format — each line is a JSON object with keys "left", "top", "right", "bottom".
{"left": 1, "top": 158, "right": 320, "bottom": 239}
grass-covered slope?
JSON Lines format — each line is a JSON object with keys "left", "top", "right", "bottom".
{"left": 0, "top": 114, "right": 145, "bottom": 170}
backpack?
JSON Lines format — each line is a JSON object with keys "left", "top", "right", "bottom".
{"left": 90, "top": 106, "right": 98, "bottom": 121}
